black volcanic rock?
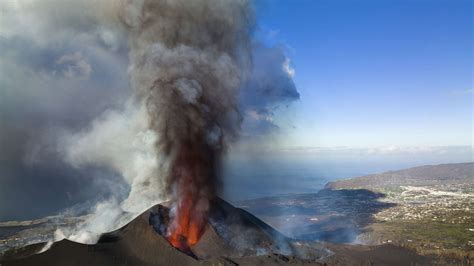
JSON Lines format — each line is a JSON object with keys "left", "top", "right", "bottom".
{"left": 0, "top": 198, "right": 433, "bottom": 265}
{"left": 0, "top": 199, "right": 325, "bottom": 265}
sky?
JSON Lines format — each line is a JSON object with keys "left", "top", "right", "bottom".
{"left": 254, "top": 0, "right": 472, "bottom": 148}
{"left": 0, "top": 0, "right": 472, "bottom": 220}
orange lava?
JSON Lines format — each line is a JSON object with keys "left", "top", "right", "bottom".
{"left": 168, "top": 193, "right": 204, "bottom": 250}
{"left": 167, "top": 143, "right": 210, "bottom": 252}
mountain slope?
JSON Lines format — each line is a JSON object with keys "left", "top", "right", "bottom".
{"left": 325, "top": 162, "right": 474, "bottom": 190}
{"left": 1, "top": 198, "right": 326, "bottom": 265}
{"left": 0, "top": 198, "right": 435, "bottom": 265}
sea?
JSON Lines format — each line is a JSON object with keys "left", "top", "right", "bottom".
{"left": 221, "top": 150, "right": 472, "bottom": 201}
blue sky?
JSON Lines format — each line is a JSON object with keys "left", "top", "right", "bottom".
{"left": 255, "top": 0, "right": 472, "bottom": 148}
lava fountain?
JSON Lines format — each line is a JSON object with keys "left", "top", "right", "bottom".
{"left": 167, "top": 139, "right": 219, "bottom": 250}
{"left": 121, "top": 0, "right": 252, "bottom": 251}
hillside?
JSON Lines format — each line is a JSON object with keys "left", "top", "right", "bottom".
{"left": 325, "top": 162, "right": 474, "bottom": 190}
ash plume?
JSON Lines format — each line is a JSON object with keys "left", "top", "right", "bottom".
{"left": 0, "top": 0, "right": 299, "bottom": 247}
{"left": 119, "top": 0, "right": 253, "bottom": 248}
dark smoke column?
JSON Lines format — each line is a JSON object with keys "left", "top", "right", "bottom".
{"left": 121, "top": 0, "right": 253, "bottom": 250}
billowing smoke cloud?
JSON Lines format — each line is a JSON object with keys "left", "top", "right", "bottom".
{"left": 0, "top": 0, "right": 299, "bottom": 245}
{"left": 119, "top": 0, "right": 253, "bottom": 248}
{"left": 61, "top": 102, "right": 159, "bottom": 214}
{"left": 0, "top": 0, "right": 130, "bottom": 222}
{"left": 241, "top": 44, "right": 300, "bottom": 135}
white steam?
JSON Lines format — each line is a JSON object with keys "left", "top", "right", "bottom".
{"left": 61, "top": 101, "right": 163, "bottom": 212}
{"left": 58, "top": 102, "right": 162, "bottom": 243}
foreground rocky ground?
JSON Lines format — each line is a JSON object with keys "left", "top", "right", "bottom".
{"left": 1, "top": 199, "right": 436, "bottom": 265}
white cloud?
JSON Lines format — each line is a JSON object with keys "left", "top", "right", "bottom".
{"left": 246, "top": 109, "right": 273, "bottom": 122}
{"left": 282, "top": 57, "right": 295, "bottom": 78}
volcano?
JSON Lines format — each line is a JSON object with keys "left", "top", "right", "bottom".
{"left": 0, "top": 198, "right": 432, "bottom": 266}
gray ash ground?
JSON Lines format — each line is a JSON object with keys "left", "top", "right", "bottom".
{"left": 237, "top": 189, "right": 395, "bottom": 244}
